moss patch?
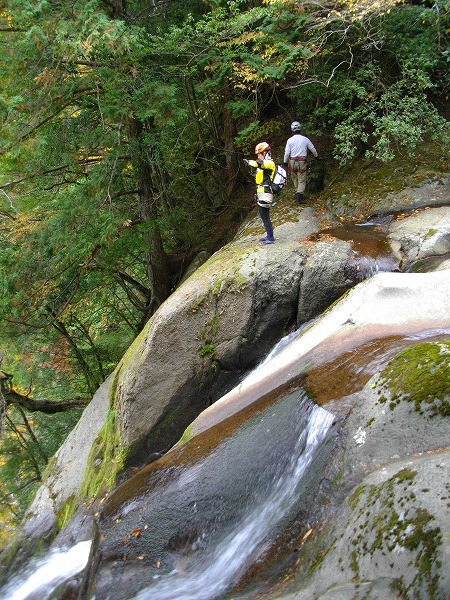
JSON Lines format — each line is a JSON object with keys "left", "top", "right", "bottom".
{"left": 114, "top": 318, "right": 153, "bottom": 376}
{"left": 349, "top": 485, "right": 365, "bottom": 511}
{"left": 176, "top": 423, "right": 194, "bottom": 447}
{"left": 199, "top": 342, "right": 216, "bottom": 358}
{"left": 346, "top": 467, "right": 442, "bottom": 597}
{"left": 77, "top": 406, "right": 126, "bottom": 501}
{"left": 187, "top": 245, "right": 252, "bottom": 320}
{"left": 77, "top": 372, "right": 126, "bottom": 503}
{"left": 377, "top": 341, "right": 450, "bottom": 416}
{"left": 425, "top": 228, "right": 438, "bottom": 239}
{"left": 198, "top": 313, "right": 220, "bottom": 341}
{"left": 193, "top": 244, "right": 252, "bottom": 294}
{"left": 56, "top": 494, "right": 77, "bottom": 530}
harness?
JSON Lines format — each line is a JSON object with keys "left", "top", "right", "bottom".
{"left": 289, "top": 156, "right": 307, "bottom": 172}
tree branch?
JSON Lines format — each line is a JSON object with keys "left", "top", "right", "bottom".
{"left": 4, "top": 413, "right": 43, "bottom": 479}
{"left": 0, "top": 27, "right": 28, "bottom": 32}
{"left": 0, "top": 158, "right": 101, "bottom": 190}
{"left": 0, "top": 371, "right": 89, "bottom": 413}
{"left": 117, "top": 271, "right": 151, "bottom": 298}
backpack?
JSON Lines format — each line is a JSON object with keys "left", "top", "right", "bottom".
{"left": 270, "top": 164, "right": 287, "bottom": 195}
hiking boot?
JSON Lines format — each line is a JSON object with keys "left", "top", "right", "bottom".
{"left": 260, "top": 238, "right": 275, "bottom": 245}
{"left": 259, "top": 236, "right": 268, "bottom": 242}
{"left": 295, "top": 192, "right": 305, "bottom": 204}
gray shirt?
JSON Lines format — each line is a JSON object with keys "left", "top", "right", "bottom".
{"left": 284, "top": 134, "right": 318, "bottom": 163}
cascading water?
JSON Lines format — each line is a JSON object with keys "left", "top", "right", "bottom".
{"left": 0, "top": 540, "right": 91, "bottom": 600}
{"left": 5, "top": 272, "right": 442, "bottom": 600}
{"left": 133, "top": 399, "right": 334, "bottom": 600}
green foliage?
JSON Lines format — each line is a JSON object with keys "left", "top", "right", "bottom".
{"left": 333, "top": 60, "right": 449, "bottom": 163}
{"left": 286, "top": 1, "right": 450, "bottom": 163}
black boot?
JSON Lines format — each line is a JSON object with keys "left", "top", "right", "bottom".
{"left": 295, "top": 192, "right": 305, "bottom": 205}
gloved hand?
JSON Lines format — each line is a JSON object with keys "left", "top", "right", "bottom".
{"left": 316, "top": 156, "right": 321, "bottom": 161}
{"left": 243, "top": 159, "right": 249, "bottom": 166}
{"left": 282, "top": 162, "right": 288, "bottom": 169}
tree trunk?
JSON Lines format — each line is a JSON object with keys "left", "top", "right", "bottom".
{"left": 128, "top": 116, "right": 171, "bottom": 327}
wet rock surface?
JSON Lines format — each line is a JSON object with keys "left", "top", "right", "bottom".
{"left": 277, "top": 450, "right": 450, "bottom": 600}
{"left": 388, "top": 205, "right": 450, "bottom": 268}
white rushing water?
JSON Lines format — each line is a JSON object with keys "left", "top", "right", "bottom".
{"left": 1, "top": 540, "right": 91, "bottom": 600}
{"left": 134, "top": 404, "right": 334, "bottom": 600}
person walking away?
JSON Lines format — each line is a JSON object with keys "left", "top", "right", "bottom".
{"left": 244, "top": 142, "right": 276, "bottom": 245}
{"left": 283, "top": 121, "right": 319, "bottom": 205}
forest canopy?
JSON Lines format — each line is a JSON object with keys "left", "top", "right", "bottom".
{"left": 0, "top": 0, "right": 449, "bottom": 537}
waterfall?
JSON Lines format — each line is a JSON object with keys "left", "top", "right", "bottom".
{"left": 0, "top": 540, "right": 91, "bottom": 600}
{"left": 132, "top": 400, "right": 334, "bottom": 600}
{"left": 0, "top": 399, "right": 333, "bottom": 600}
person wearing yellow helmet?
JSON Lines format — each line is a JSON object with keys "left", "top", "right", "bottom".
{"left": 243, "top": 142, "right": 276, "bottom": 245}
{"left": 283, "top": 121, "right": 319, "bottom": 205}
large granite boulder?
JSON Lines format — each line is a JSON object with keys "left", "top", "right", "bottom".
{"left": 112, "top": 205, "right": 338, "bottom": 463}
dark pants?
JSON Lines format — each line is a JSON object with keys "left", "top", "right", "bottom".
{"left": 258, "top": 205, "right": 274, "bottom": 240}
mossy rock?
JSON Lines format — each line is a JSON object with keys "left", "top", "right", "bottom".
{"left": 378, "top": 341, "right": 450, "bottom": 416}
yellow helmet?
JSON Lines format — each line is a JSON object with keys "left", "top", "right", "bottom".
{"left": 254, "top": 142, "right": 271, "bottom": 155}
